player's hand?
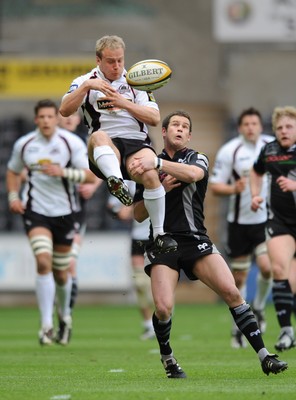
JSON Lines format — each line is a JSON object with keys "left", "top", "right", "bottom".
{"left": 78, "top": 183, "right": 99, "bottom": 199}
{"left": 251, "top": 195, "right": 264, "bottom": 212}
{"left": 234, "top": 177, "right": 247, "bottom": 193}
{"left": 42, "top": 164, "right": 63, "bottom": 177}
{"left": 276, "top": 176, "right": 296, "bottom": 192}
{"left": 129, "top": 155, "right": 155, "bottom": 176}
{"left": 9, "top": 199, "right": 25, "bottom": 214}
{"left": 162, "top": 175, "right": 181, "bottom": 192}
{"left": 87, "top": 78, "right": 116, "bottom": 96}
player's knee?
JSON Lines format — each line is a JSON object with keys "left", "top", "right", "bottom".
{"left": 52, "top": 251, "right": 72, "bottom": 273}
{"left": 155, "top": 299, "right": 173, "bottom": 320}
{"left": 223, "top": 285, "right": 244, "bottom": 306}
{"left": 133, "top": 268, "right": 152, "bottom": 308}
{"left": 29, "top": 235, "right": 53, "bottom": 273}
{"left": 140, "top": 169, "right": 161, "bottom": 188}
{"left": 90, "top": 130, "right": 109, "bottom": 146}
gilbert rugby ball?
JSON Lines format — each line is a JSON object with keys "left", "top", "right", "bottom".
{"left": 126, "top": 59, "right": 172, "bottom": 91}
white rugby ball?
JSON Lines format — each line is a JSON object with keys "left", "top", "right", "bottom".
{"left": 126, "top": 59, "right": 172, "bottom": 91}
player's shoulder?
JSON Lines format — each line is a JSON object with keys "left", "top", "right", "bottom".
{"left": 14, "top": 130, "right": 37, "bottom": 147}
{"left": 67, "top": 67, "right": 98, "bottom": 93}
{"left": 187, "top": 148, "right": 209, "bottom": 168}
{"left": 260, "top": 133, "right": 275, "bottom": 144}
{"left": 216, "top": 136, "right": 241, "bottom": 156}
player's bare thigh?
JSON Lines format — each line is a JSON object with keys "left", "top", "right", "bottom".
{"left": 193, "top": 253, "right": 243, "bottom": 307}
{"left": 87, "top": 130, "right": 121, "bottom": 164}
{"left": 127, "top": 147, "right": 159, "bottom": 187}
{"left": 267, "top": 234, "right": 295, "bottom": 279}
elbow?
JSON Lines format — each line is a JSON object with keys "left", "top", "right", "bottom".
{"left": 150, "top": 111, "right": 161, "bottom": 127}
{"left": 209, "top": 184, "right": 220, "bottom": 196}
{"left": 85, "top": 170, "right": 96, "bottom": 183}
{"left": 150, "top": 117, "right": 160, "bottom": 127}
{"left": 59, "top": 107, "right": 70, "bottom": 118}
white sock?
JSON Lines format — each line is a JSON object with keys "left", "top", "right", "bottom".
{"left": 239, "top": 284, "right": 247, "bottom": 300}
{"left": 143, "top": 185, "right": 166, "bottom": 238}
{"left": 93, "top": 145, "right": 123, "bottom": 179}
{"left": 143, "top": 319, "right": 153, "bottom": 330}
{"left": 253, "top": 274, "right": 273, "bottom": 310}
{"left": 36, "top": 272, "right": 55, "bottom": 329}
{"left": 56, "top": 275, "right": 72, "bottom": 320}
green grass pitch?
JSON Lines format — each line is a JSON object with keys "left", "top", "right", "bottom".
{"left": 0, "top": 303, "right": 295, "bottom": 400}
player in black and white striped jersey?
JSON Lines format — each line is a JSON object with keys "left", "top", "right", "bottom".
{"left": 60, "top": 34, "right": 178, "bottom": 257}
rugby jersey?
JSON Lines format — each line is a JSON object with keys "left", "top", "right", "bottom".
{"left": 210, "top": 134, "right": 274, "bottom": 224}
{"left": 7, "top": 128, "right": 89, "bottom": 217}
{"left": 253, "top": 139, "right": 296, "bottom": 226}
{"left": 63, "top": 67, "right": 159, "bottom": 140}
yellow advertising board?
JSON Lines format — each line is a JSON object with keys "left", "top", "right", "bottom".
{"left": 0, "top": 58, "right": 94, "bottom": 98}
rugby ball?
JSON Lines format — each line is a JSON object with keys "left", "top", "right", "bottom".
{"left": 126, "top": 59, "right": 172, "bottom": 91}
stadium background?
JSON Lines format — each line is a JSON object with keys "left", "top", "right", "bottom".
{"left": 0, "top": 0, "right": 295, "bottom": 305}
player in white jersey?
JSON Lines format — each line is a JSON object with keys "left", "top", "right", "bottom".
{"left": 108, "top": 181, "right": 154, "bottom": 340}
{"left": 57, "top": 112, "right": 102, "bottom": 340}
{"left": 210, "top": 108, "right": 274, "bottom": 348}
{"left": 6, "top": 99, "right": 96, "bottom": 345}
{"left": 59, "top": 35, "right": 177, "bottom": 256}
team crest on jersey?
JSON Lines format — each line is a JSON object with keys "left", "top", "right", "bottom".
{"left": 118, "top": 84, "right": 130, "bottom": 94}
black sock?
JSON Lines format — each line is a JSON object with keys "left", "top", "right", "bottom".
{"left": 152, "top": 312, "right": 172, "bottom": 356}
{"left": 272, "top": 279, "right": 293, "bottom": 328}
{"left": 70, "top": 277, "right": 78, "bottom": 311}
{"left": 230, "top": 302, "right": 265, "bottom": 353}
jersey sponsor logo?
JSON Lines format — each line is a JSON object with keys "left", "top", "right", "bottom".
{"left": 97, "top": 98, "right": 114, "bottom": 110}
{"left": 197, "top": 242, "right": 209, "bottom": 251}
{"left": 266, "top": 154, "right": 293, "bottom": 162}
{"left": 30, "top": 160, "right": 59, "bottom": 171}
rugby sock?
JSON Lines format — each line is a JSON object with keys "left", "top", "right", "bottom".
{"left": 152, "top": 312, "right": 172, "bottom": 355}
{"left": 143, "top": 318, "right": 154, "bottom": 331}
{"left": 36, "top": 272, "right": 55, "bottom": 329}
{"left": 253, "top": 273, "right": 272, "bottom": 311}
{"left": 93, "top": 145, "right": 123, "bottom": 179}
{"left": 230, "top": 302, "right": 265, "bottom": 352}
{"left": 272, "top": 279, "right": 293, "bottom": 328}
{"left": 231, "top": 285, "right": 246, "bottom": 334}
{"left": 70, "top": 277, "right": 78, "bottom": 311}
{"left": 56, "top": 275, "right": 72, "bottom": 320}
{"left": 143, "top": 185, "right": 166, "bottom": 238}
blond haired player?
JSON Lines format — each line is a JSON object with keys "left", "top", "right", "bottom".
{"left": 60, "top": 35, "right": 177, "bottom": 256}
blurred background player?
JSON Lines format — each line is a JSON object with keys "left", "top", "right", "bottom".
{"left": 6, "top": 99, "right": 96, "bottom": 345}
{"left": 57, "top": 112, "right": 102, "bottom": 338}
{"left": 108, "top": 181, "right": 155, "bottom": 340}
{"left": 250, "top": 105, "right": 296, "bottom": 352}
{"left": 209, "top": 107, "right": 273, "bottom": 348}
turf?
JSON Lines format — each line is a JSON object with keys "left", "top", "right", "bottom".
{"left": 0, "top": 303, "right": 295, "bottom": 400}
